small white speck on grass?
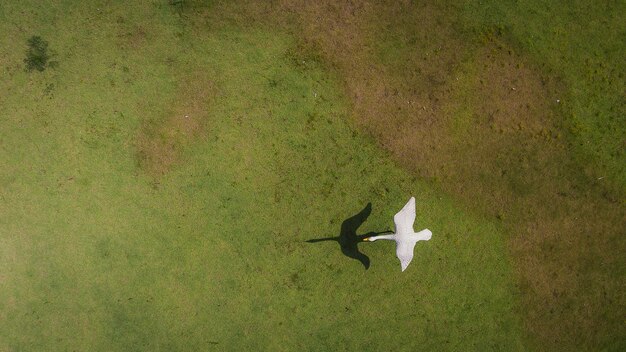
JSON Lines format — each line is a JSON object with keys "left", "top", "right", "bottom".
{"left": 556, "top": 99, "right": 560, "bottom": 103}
{"left": 598, "top": 176, "right": 604, "bottom": 180}
{"left": 184, "top": 115, "right": 189, "bottom": 118}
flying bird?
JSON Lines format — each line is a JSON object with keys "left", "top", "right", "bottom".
{"left": 363, "top": 197, "right": 432, "bottom": 271}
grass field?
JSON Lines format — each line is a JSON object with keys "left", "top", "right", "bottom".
{"left": 0, "top": 1, "right": 623, "bottom": 351}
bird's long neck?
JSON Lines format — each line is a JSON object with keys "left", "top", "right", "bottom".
{"left": 368, "top": 233, "right": 396, "bottom": 242}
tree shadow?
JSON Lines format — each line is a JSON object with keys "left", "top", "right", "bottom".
{"left": 306, "top": 202, "right": 392, "bottom": 269}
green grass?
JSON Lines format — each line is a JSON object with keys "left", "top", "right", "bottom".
{"left": 0, "top": 2, "right": 525, "bottom": 351}
{"left": 460, "top": 0, "right": 626, "bottom": 190}
{"left": 3, "top": 1, "right": 624, "bottom": 351}
{"left": 345, "top": 3, "right": 624, "bottom": 349}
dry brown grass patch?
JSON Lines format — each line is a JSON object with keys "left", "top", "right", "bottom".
{"left": 136, "top": 73, "right": 215, "bottom": 176}
{"left": 117, "top": 23, "right": 149, "bottom": 50}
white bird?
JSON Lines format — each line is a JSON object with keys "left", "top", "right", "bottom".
{"left": 363, "top": 197, "right": 432, "bottom": 271}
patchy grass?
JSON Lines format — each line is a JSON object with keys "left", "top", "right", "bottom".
{"left": 1, "top": 1, "right": 623, "bottom": 350}
{"left": 136, "top": 71, "right": 216, "bottom": 176}
{"left": 0, "top": 1, "right": 525, "bottom": 351}
{"left": 215, "top": 1, "right": 624, "bottom": 350}
{"left": 461, "top": 0, "right": 626, "bottom": 190}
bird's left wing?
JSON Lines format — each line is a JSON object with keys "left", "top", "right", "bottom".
{"left": 396, "top": 240, "right": 417, "bottom": 272}
{"left": 393, "top": 197, "right": 416, "bottom": 234}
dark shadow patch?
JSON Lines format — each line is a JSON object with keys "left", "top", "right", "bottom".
{"left": 24, "top": 35, "right": 56, "bottom": 71}
{"left": 306, "top": 203, "right": 392, "bottom": 269}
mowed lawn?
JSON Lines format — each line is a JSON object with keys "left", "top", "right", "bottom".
{"left": 0, "top": 2, "right": 525, "bottom": 351}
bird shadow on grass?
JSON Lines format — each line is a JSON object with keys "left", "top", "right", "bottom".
{"left": 306, "top": 202, "right": 392, "bottom": 270}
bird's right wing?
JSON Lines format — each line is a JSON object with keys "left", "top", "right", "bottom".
{"left": 394, "top": 197, "right": 416, "bottom": 235}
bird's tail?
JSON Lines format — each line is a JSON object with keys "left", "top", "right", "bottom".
{"left": 417, "top": 229, "right": 432, "bottom": 241}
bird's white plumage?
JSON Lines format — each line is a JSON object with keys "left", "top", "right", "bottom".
{"left": 415, "top": 229, "right": 432, "bottom": 241}
{"left": 396, "top": 240, "right": 417, "bottom": 272}
{"left": 365, "top": 197, "right": 432, "bottom": 272}
{"left": 393, "top": 196, "right": 416, "bottom": 234}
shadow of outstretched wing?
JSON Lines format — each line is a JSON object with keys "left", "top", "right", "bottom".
{"left": 306, "top": 203, "right": 391, "bottom": 270}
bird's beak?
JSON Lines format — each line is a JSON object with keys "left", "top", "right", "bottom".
{"left": 362, "top": 238, "right": 370, "bottom": 242}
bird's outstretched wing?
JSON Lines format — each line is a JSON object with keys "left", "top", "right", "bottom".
{"left": 394, "top": 197, "right": 416, "bottom": 235}
{"left": 396, "top": 240, "right": 417, "bottom": 272}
